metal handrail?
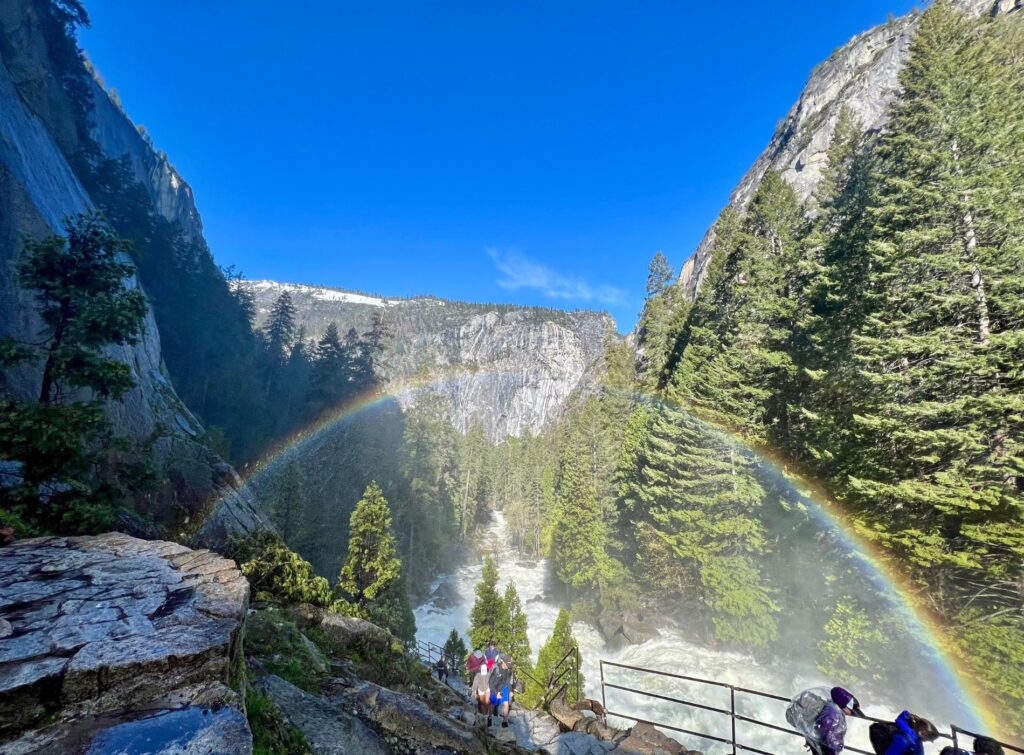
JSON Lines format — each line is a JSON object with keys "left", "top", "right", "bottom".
{"left": 598, "top": 660, "right": 1024, "bottom": 755}
{"left": 951, "top": 726, "right": 1024, "bottom": 754}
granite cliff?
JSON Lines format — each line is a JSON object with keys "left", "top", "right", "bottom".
{"left": 0, "top": 0, "right": 267, "bottom": 544}
{"left": 244, "top": 281, "right": 617, "bottom": 440}
{"left": 679, "top": 0, "right": 1022, "bottom": 296}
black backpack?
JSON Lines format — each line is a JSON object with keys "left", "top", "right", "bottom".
{"left": 870, "top": 722, "right": 898, "bottom": 755}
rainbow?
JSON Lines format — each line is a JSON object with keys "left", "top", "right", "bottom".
{"left": 228, "top": 368, "right": 1008, "bottom": 742}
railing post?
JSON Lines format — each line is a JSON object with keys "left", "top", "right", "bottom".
{"left": 730, "top": 686, "right": 737, "bottom": 755}
{"left": 952, "top": 726, "right": 959, "bottom": 751}
{"left": 600, "top": 660, "right": 607, "bottom": 723}
{"left": 575, "top": 646, "right": 581, "bottom": 704}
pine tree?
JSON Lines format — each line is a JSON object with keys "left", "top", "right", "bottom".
{"left": 265, "top": 290, "right": 297, "bottom": 363}
{"left": 501, "top": 583, "right": 533, "bottom": 672}
{"left": 362, "top": 309, "right": 393, "bottom": 381}
{"left": 468, "top": 556, "right": 509, "bottom": 650}
{"left": 394, "top": 398, "right": 459, "bottom": 593}
{"left": 791, "top": 107, "right": 875, "bottom": 473}
{"left": 309, "top": 322, "right": 350, "bottom": 413}
{"left": 842, "top": 2, "right": 1024, "bottom": 580}
{"left": 337, "top": 482, "right": 414, "bottom": 639}
{"left": 532, "top": 608, "right": 584, "bottom": 705}
{"left": 272, "top": 460, "right": 304, "bottom": 544}
{"left": 637, "top": 253, "right": 687, "bottom": 387}
{"left": 16, "top": 214, "right": 149, "bottom": 405}
{"left": 645, "top": 252, "right": 674, "bottom": 298}
{"left": 1, "top": 214, "right": 149, "bottom": 534}
{"left": 618, "top": 402, "right": 778, "bottom": 647}
{"left": 443, "top": 628, "right": 469, "bottom": 668}
{"left": 672, "top": 173, "right": 806, "bottom": 446}
{"left": 550, "top": 429, "right": 610, "bottom": 594}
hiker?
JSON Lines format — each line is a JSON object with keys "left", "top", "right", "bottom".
{"left": 484, "top": 639, "right": 500, "bottom": 670}
{"left": 939, "top": 735, "right": 1005, "bottom": 755}
{"left": 466, "top": 649, "right": 485, "bottom": 683}
{"left": 883, "top": 711, "right": 939, "bottom": 755}
{"left": 974, "top": 738, "right": 1005, "bottom": 755}
{"left": 435, "top": 656, "right": 449, "bottom": 683}
{"left": 787, "top": 686, "right": 865, "bottom": 755}
{"left": 488, "top": 653, "right": 514, "bottom": 728}
{"left": 470, "top": 659, "right": 491, "bottom": 716}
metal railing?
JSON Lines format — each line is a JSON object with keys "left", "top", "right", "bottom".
{"left": 412, "top": 639, "right": 461, "bottom": 676}
{"left": 599, "top": 660, "right": 1020, "bottom": 755}
{"left": 951, "top": 726, "right": 1024, "bottom": 755}
{"left": 531, "top": 644, "right": 581, "bottom": 709}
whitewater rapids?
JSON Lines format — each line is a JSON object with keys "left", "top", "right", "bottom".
{"left": 415, "top": 512, "right": 971, "bottom": 754}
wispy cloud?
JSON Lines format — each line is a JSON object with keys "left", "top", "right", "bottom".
{"left": 486, "top": 248, "right": 625, "bottom": 306}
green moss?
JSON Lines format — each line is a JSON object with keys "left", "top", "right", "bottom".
{"left": 245, "top": 607, "right": 328, "bottom": 693}
{"left": 246, "top": 687, "right": 311, "bottom": 755}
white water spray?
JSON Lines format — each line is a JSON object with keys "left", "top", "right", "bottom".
{"left": 416, "top": 512, "right": 959, "bottom": 754}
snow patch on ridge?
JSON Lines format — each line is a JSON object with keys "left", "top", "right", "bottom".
{"left": 246, "top": 280, "right": 396, "bottom": 307}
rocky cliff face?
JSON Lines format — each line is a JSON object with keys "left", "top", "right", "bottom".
{"left": 245, "top": 281, "right": 616, "bottom": 439}
{"left": 679, "top": 0, "right": 1021, "bottom": 297}
{"left": 0, "top": 0, "right": 268, "bottom": 545}
{"left": 0, "top": 534, "right": 251, "bottom": 753}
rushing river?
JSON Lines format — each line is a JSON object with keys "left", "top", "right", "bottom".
{"left": 415, "top": 511, "right": 982, "bottom": 754}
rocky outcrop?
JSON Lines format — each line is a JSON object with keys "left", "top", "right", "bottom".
{"left": 546, "top": 698, "right": 703, "bottom": 755}
{"left": 0, "top": 534, "right": 251, "bottom": 753}
{"left": 244, "top": 281, "right": 615, "bottom": 440}
{"left": 679, "top": 0, "right": 1019, "bottom": 298}
{"left": 340, "top": 680, "right": 487, "bottom": 754}
{"left": 256, "top": 674, "right": 390, "bottom": 755}
{"left": 596, "top": 611, "right": 661, "bottom": 652}
{"left": 0, "top": 0, "right": 269, "bottom": 544}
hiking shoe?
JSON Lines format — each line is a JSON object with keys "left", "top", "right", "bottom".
{"left": 501, "top": 721, "right": 509, "bottom": 728}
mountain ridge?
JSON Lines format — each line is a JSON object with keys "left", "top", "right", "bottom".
{"left": 678, "top": 0, "right": 1021, "bottom": 297}
{"left": 244, "top": 278, "right": 617, "bottom": 440}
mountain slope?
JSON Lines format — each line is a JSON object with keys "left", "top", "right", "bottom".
{"left": 679, "top": 0, "right": 1021, "bottom": 296}
{"left": 0, "top": 0, "right": 267, "bottom": 544}
{"left": 245, "top": 280, "right": 616, "bottom": 439}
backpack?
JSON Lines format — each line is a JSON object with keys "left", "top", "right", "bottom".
{"left": 869, "top": 722, "right": 898, "bottom": 755}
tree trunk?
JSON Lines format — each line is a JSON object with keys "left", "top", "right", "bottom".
{"left": 951, "top": 139, "right": 990, "bottom": 345}
{"left": 38, "top": 301, "right": 70, "bottom": 404}
{"left": 963, "top": 203, "right": 991, "bottom": 345}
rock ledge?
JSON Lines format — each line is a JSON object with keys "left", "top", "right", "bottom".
{"left": 0, "top": 533, "right": 250, "bottom": 752}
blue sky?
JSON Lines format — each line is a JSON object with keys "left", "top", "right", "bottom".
{"left": 81, "top": 1, "right": 917, "bottom": 331}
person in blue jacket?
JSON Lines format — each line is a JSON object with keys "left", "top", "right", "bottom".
{"left": 885, "top": 711, "right": 940, "bottom": 755}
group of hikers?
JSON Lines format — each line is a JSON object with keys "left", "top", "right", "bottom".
{"left": 787, "top": 686, "right": 1007, "bottom": 755}
{"left": 431, "top": 649, "right": 1010, "bottom": 752}
{"left": 434, "top": 639, "right": 519, "bottom": 729}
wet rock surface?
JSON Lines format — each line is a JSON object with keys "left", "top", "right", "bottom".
{"left": 340, "top": 680, "right": 487, "bottom": 754}
{"left": 596, "top": 611, "right": 661, "bottom": 651}
{"left": 0, "top": 534, "right": 250, "bottom": 753}
{"left": 544, "top": 699, "right": 703, "bottom": 755}
{"left": 256, "top": 674, "right": 389, "bottom": 755}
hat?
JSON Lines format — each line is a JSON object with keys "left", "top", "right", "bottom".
{"left": 831, "top": 687, "right": 864, "bottom": 717}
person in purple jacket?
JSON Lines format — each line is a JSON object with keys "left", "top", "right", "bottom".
{"left": 787, "top": 686, "right": 866, "bottom": 755}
